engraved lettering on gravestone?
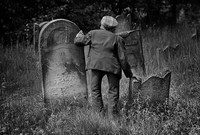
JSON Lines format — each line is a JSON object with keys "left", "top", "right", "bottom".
{"left": 38, "top": 19, "right": 87, "bottom": 104}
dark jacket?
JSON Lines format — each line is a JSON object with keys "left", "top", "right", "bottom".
{"left": 74, "top": 29, "right": 132, "bottom": 78}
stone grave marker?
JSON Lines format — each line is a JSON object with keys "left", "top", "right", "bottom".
{"left": 38, "top": 19, "right": 87, "bottom": 105}
{"left": 115, "top": 14, "right": 146, "bottom": 77}
{"left": 33, "top": 21, "right": 48, "bottom": 53}
{"left": 129, "top": 70, "right": 171, "bottom": 107}
{"left": 123, "top": 30, "right": 146, "bottom": 76}
{"left": 162, "top": 44, "right": 180, "bottom": 62}
{"left": 156, "top": 44, "right": 181, "bottom": 70}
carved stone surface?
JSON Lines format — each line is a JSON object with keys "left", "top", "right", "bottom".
{"left": 38, "top": 19, "right": 87, "bottom": 104}
{"left": 131, "top": 70, "right": 171, "bottom": 105}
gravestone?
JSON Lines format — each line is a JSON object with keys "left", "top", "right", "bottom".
{"left": 115, "top": 14, "right": 132, "bottom": 33}
{"left": 124, "top": 30, "right": 146, "bottom": 76}
{"left": 33, "top": 21, "right": 48, "bottom": 52}
{"left": 156, "top": 44, "right": 181, "bottom": 70}
{"left": 163, "top": 44, "right": 180, "bottom": 62}
{"left": 115, "top": 14, "right": 146, "bottom": 76}
{"left": 38, "top": 19, "right": 87, "bottom": 105}
{"left": 130, "top": 70, "right": 171, "bottom": 106}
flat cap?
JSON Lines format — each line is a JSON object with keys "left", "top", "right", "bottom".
{"left": 101, "top": 16, "right": 118, "bottom": 28}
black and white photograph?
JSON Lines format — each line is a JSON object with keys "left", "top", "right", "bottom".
{"left": 0, "top": 0, "right": 200, "bottom": 134}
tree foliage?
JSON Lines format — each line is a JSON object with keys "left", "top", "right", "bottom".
{"left": 0, "top": 0, "right": 200, "bottom": 38}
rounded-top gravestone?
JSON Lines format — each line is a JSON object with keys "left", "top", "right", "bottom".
{"left": 38, "top": 19, "right": 87, "bottom": 105}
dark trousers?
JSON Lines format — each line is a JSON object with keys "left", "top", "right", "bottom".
{"left": 90, "top": 69, "right": 120, "bottom": 118}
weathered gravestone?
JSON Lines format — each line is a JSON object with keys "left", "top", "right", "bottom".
{"left": 156, "top": 44, "right": 181, "bottom": 70}
{"left": 33, "top": 21, "right": 48, "bottom": 52}
{"left": 38, "top": 19, "right": 87, "bottom": 105}
{"left": 128, "top": 70, "right": 171, "bottom": 108}
{"left": 162, "top": 44, "right": 181, "bottom": 62}
{"left": 115, "top": 14, "right": 146, "bottom": 77}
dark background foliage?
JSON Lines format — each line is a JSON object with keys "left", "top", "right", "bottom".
{"left": 0, "top": 0, "right": 200, "bottom": 38}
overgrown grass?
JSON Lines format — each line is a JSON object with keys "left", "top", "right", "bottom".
{"left": 1, "top": 24, "right": 200, "bottom": 134}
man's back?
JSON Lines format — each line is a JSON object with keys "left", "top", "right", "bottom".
{"left": 86, "top": 29, "right": 121, "bottom": 76}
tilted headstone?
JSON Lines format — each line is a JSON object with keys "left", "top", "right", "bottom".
{"left": 38, "top": 19, "right": 87, "bottom": 105}
{"left": 124, "top": 30, "right": 146, "bottom": 76}
{"left": 33, "top": 21, "right": 48, "bottom": 52}
{"left": 162, "top": 44, "right": 180, "bottom": 62}
{"left": 115, "top": 14, "right": 146, "bottom": 77}
{"left": 156, "top": 44, "right": 181, "bottom": 70}
{"left": 130, "top": 70, "right": 171, "bottom": 106}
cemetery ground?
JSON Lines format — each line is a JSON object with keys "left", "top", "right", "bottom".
{"left": 1, "top": 25, "right": 200, "bottom": 134}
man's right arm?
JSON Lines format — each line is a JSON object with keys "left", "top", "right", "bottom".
{"left": 74, "top": 30, "right": 91, "bottom": 46}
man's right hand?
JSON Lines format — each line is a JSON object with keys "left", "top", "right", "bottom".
{"left": 131, "top": 76, "right": 141, "bottom": 82}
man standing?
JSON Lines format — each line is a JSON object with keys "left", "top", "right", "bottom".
{"left": 74, "top": 16, "right": 138, "bottom": 119}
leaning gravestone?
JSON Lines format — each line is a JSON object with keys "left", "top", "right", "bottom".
{"left": 33, "top": 21, "right": 48, "bottom": 52}
{"left": 129, "top": 70, "right": 171, "bottom": 108}
{"left": 162, "top": 44, "right": 181, "bottom": 62}
{"left": 115, "top": 14, "right": 146, "bottom": 77}
{"left": 156, "top": 44, "right": 181, "bottom": 71}
{"left": 38, "top": 19, "right": 87, "bottom": 105}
